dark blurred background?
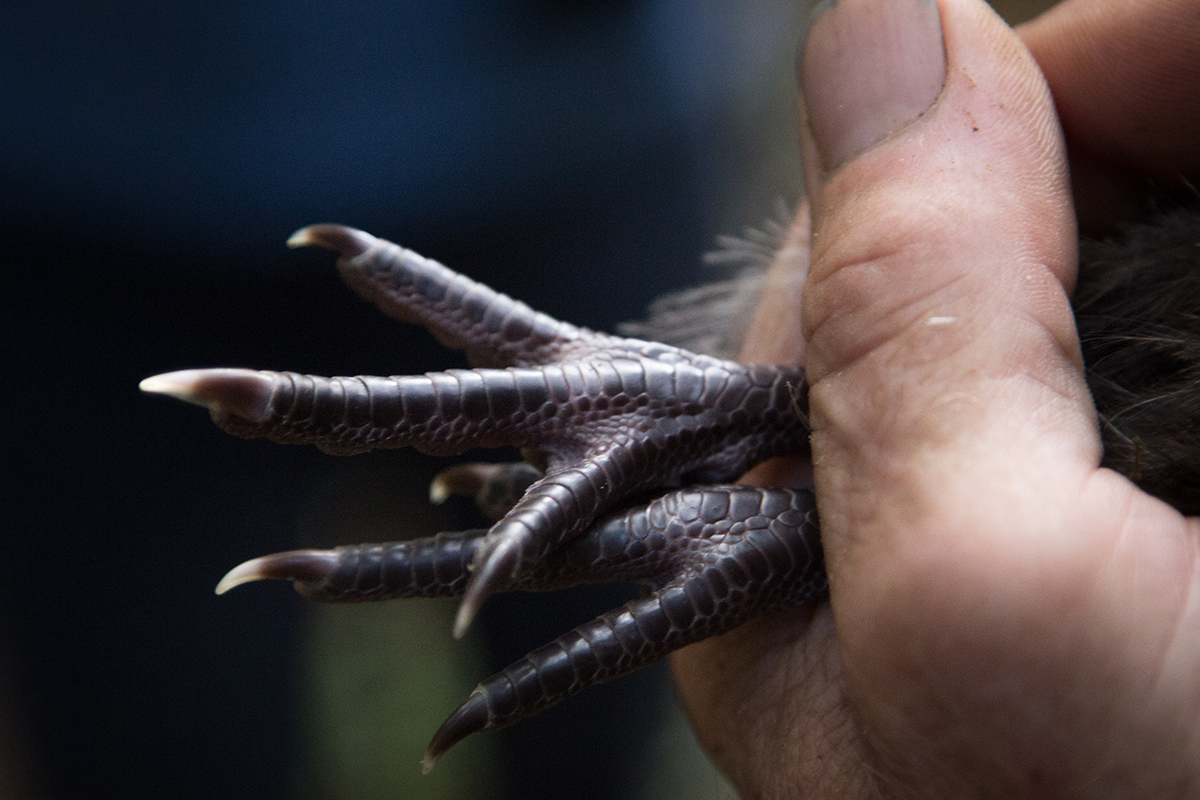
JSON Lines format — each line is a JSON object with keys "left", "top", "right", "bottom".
{"left": 1, "top": 1, "right": 1052, "bottom": 798}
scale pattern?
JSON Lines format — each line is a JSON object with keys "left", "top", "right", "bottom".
{"left": 140, "top": 212, "right": 1200, "bottom": 766}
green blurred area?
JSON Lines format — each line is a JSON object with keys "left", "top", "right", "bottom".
{"left": 300, "top": 602, "right": 498, "bottom": 799}
{"left": 289, "top": 459, "right": 502, "bottom": 799}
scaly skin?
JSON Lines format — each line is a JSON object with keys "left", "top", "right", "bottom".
{"left": 140, "top": 223, "right": 816, "bottom": 766}
{"left": 238, "top": 485, "right": 825, "bottom": 766}
{"left": 140, "top": 211, "right": 1200, "bottom": 767}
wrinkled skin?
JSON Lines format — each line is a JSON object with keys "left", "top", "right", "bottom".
{"left": 671, "top": 0, "right": 1200, "bottom": 797}
{"left": 139, "top": 0, "right": 1200, "bottom": 793}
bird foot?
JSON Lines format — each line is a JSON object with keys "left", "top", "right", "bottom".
{"left": 142, "top": 225, "right": 817, "bottom": 762}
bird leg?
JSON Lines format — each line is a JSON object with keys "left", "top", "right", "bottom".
{"left": 142, "top": 211, "right": 1200, "bottom": 765}
{"left": 215, "top": 485, "right": 824, "bottom": 769}
{"left": 140, "top": 224, "right": 815, "bottom": 763}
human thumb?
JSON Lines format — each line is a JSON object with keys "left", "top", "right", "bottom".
{"left": 796, "top": 0, "right": 1102, "bottom": 747}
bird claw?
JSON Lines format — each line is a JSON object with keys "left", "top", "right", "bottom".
{"left": 215, "top": 549, "right": 340, "bottom": 596}
{"left": 204, "top": 484, "right": 824, "bottom": 761}
{"left": 286, "top": 223, "right": 377, "bottom": 257}
{"left": 142, "top": 225, "right": 815, "bottom": 762}
{"left": 428, "top": 462, "right": 542, "bottom": 519}
{"left": 139, "top": 368, "right": 276, "bottom": 423}
{"left": 454, "top": 536, "right": 521, "bottom": 638}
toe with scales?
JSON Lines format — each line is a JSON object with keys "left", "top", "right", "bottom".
{"left": 138, "top": 213, "right": 1200, "bottom": 768}
{"left": 142, "top": 224, "right": 810, "bottom": 632}
{"left": 214, "top": 485, "right": 825, "bottom": 763}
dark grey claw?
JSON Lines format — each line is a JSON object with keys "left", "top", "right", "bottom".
{"left": 216, "top": 531, "right": 485, "bottom": 601}
{"left": 144, "top": 211, "right": 1200, "bottom": 771}
{"left": 427, "top": 591, "right": 729, "bottom": 768}
{"left": 287, "top": 223, "right": 595, "bottom": 369}
{"left": 425, "top": 486, "right": 825, "bottom": 766}
{"left": 142, "top": 226, "right": 810, "bottom": 630}
{"left": 213, "top": 485, "right": 824, "bottom": 763}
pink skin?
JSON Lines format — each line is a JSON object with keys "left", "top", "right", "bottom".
{"left": 670, "top": 0, "right": 1200, "bottom": 797}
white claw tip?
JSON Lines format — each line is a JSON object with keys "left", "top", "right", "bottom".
{"left": 452, "top": 537, "right": 521, "bottom": 638}
{"left": 215, "top": 556, "right": 274, "bottom": 595}
{"left": 429, "top": 476, "right": 451, "bottom": 505}
{"left": 451, "top": 603, "right": 475, "bottom": 640}
{"left": 139, "top": 371, "right": 208, "bottom": 403}
{"left": 286, "top": 224, "right": 377, "bottom": 257}
{"left": 140, "top": 368, "right": 275, "bottom": 422}
{"left": 420, "top": 755, "right": 437, "bottom": 775}
{"left": 286, "top": 227, "right": 319, "bottom": 248}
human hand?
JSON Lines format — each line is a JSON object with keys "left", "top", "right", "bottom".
{"left": 670, "top": 1, "right": 1200, "bottom": 796}
{"left": 1021, "top": 0, "right": 1200, "bottom": 233}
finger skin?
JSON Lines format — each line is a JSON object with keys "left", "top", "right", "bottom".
{"left": 672, "top": 0, "right": 1200, "bottom": 797}
{"left": 807, "top": 3, "right": 1200, "bottom": 792}
{"left": 1019, "top": 0, "right": 1200, "bottom": 230}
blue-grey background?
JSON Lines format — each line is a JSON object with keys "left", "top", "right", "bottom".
{"left": 0, "top": 1, "right": 1046, "bottom": 798}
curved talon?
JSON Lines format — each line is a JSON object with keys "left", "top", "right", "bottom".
{"left": 429, "top": 462, "right": 542, "bottom": 519}
{"left": 140, "top": 368, "right": 275, "bottom": 423}
{"left": 428, "top": 463, "right": 504, "bottom": 505}
{"left": 286, "top": 223, "right": 377, "bottom": 257}
{"left": 229, "top": 487, "right": 823, "bottom": 759}
{"left": 424, "top": 689, "right": 489, "bottom": 772}
{"left": 454, "top": 536, "right": 522, "bottom": 638}
{"left": 144, "top": 228, "right": 809, "bottom": 593}
{"left": 215, "top": 549, "right": 341, "bottom": 595}
{"left": 144, "top": 213, "right": 1200, "bottom": 768}
{"left": 147, "top": 225, "right": 814, "bottom": 763}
